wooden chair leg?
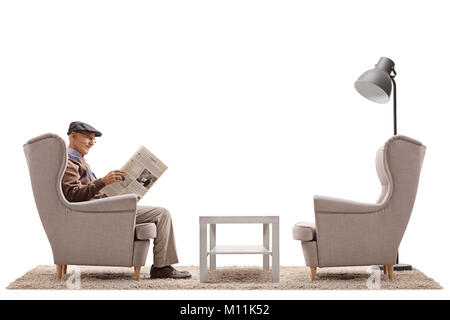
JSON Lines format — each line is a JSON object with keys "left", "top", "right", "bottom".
{"left": 310, "top": 267, "right": 317, "bottom": 281}
{"left": 134, "top": 266, "right": 141, "bottom": 281}
{"left": 62, "top": 265, "right": 67, "bottom": 275}
{"left": 387, "top": 265, "right": 394, "bottom": 280}
{"left": 56, "top": 264, "right": 63, "bottom": 280}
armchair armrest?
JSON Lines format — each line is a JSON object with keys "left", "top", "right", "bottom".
{"left": 66, "top": 194, "right": 138, "bottom": 213}
{"left": 314, "top": 195, "right": 382, "bottom": 214}
{"left": 313, "top": 195, "right": 390, "bottom": 267}
{"left": 61, "top": 193, "right": 139, "bottom": 266}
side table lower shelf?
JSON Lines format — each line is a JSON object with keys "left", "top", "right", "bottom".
{"left": 209, "top": 245, "right": 271, "bottom": 255}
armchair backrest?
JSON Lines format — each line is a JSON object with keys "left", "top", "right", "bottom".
{"left": 23, "top": 134, "right": 68, "bottom": 255}
{"left": 376, "top": 135, "right": 426, "bottom": 245}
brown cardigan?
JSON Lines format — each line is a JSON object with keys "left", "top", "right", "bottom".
{"left": 62, "top": 158, "right": 106, "bottom": 202}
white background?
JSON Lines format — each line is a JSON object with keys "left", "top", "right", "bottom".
{"left": 1, "top": 0, "right": 449, "bottom": 300}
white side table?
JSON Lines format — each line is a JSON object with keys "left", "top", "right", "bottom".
{"left": 199, "top": 216, "right": 280, "bottom": 283}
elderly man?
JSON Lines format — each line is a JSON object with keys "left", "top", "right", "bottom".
{"left": 61, "top": 121, "right": 191, "bottom": 279}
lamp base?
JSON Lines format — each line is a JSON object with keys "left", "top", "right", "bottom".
{"left": 393, "top": 264, "right": 413, "bottom": 272}
{"left": 373, "top": 264, "right": 413, "bottom": 272}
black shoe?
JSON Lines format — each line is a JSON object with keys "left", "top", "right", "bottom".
{"left": 150, "top": 265, "right": 192, "bottom": 279}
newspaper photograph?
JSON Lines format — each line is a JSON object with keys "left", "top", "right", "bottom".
{"left": 102, "top": 146, "right": 168, "bottom": 201}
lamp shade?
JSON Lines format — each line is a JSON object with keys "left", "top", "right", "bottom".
{"left": 354, "top": 57, "right": 395, "bottom": 104}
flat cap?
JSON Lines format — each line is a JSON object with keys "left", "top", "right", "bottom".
{"left": 67, "top": 121, "right": 102, "bottom": 137}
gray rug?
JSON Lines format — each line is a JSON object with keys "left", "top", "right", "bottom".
{"left": 7, "top": 265, "right": 442, "bottom": 290}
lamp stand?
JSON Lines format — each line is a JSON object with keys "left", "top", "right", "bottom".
{"left": 392, "top": 76, "right": 397, "bottom": 135}
{"left": 391, "top": 75, "right": 413, "bottom": 272}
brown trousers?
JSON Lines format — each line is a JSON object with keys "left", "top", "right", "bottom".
{"left": 136, "top": 206, "right": 179, "bottom": 268}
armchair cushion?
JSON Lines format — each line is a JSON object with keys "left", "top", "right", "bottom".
{"left": 292, "top": 222, "right": 316, "bottom": 241}
{"left": 135, "top": 223, "right": 157, "bottom": 240}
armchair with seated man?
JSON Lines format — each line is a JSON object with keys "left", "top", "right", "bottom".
{"left": 23, "top": 121, "right": 191, "bottom": 281}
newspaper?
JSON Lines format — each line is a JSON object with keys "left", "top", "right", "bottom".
{"left": 102, "top": 146, "right": 168, "bottom": 201}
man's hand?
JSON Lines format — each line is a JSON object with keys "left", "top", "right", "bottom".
{"left": 101, "top": 170, "right": 127, "bottom": 186}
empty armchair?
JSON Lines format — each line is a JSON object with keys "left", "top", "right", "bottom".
{"left": 23, "top": 133, "right": 156, "bottom": 281}
{"left": 293, "top": 135, "right": 426, "bottom": 280}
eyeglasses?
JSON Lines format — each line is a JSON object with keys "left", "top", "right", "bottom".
{"left": 78, "top": 132, "right": 96, "bottom": 144}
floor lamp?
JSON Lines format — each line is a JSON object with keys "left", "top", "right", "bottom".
{"left": 354, "top": 57, "right": 412, "bottom": 271}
